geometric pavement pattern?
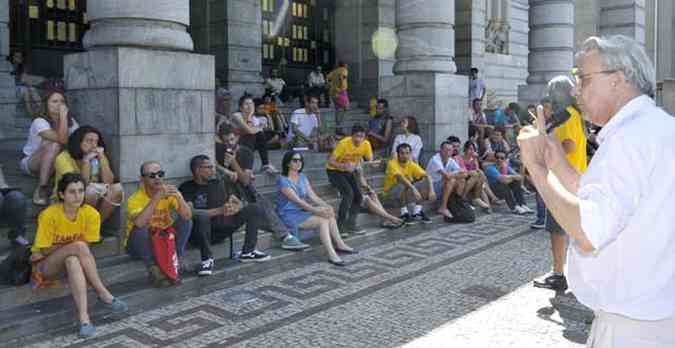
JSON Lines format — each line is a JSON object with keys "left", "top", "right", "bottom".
{"left": 17, "top": 212, "right": 592, "bottom": 348}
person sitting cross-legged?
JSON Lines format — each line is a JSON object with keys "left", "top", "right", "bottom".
{"left": 179, "top": 155, "right": 271, "bottom": 276}
{"left": 125, "top": 161, "right": 193, "bottom": 287}
{"left": 382, "top": 143, "right": 436, "bottom": 224}
{"left": 484, "top": 151, "right": 533, "bottom": 215}
{"left": 276, "top": 151, "right": 355, "bottom": 266}
{"left": 30, "top": 173, "right": 128, "bottom": 338}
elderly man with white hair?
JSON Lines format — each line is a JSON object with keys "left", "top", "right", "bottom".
{"left": 518, "top": 35, "right": 675, "bottom": 347}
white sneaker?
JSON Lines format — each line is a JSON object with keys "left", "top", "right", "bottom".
{"left": 519, "top": 205, "right": 534, "bottom": 214}
{"left": 513, "top": 206, "right": 526, "bottom": 215}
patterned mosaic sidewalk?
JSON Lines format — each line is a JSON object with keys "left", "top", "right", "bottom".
{"left": 18, "top": 212, "right": 592, "bottom": 348}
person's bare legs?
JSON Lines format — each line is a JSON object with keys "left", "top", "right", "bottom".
{"left": 327, "top": 217, "right": 353, "bottom": 251}
{"left": 63, "top": 256, "right": 90, "bottom": 324}
{"left": 363, "top": 194, "right": 403, "bottom": 224}
{"left": 462, "top": 176, "right": 478, "bottom": 198}
{"left": 438, "top": 178, "right": 454, "bottom": 218}
{"left": 27, "top": 141, "right": 61, "bottom": 187}
{"left": 551, "top": 233, "right": 567, "bottom": 274}
{"left": 299, "top": 216, "right": 341, "bottom": 262}
{"left": 96, "top": 183, "right": 123, "bottom": 222}
{"left": 40, "top": 241, "right": 113, "bottom": 324}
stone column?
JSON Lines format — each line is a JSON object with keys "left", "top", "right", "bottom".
{"left": 335, "top": 0, "right": 396, "bottom": 106}
{"left": 517, "top": 0, "right": 574, "bottom": 105}
{"left": 599, "top": 0, "right": 646, "bottom": 45}
{"left": 0, "top": 0, "right": 18, "bottom": 139}
{"left": 64, "top": 0, "right": 214, "bottom": 244}
{"left": 381, "top": 0, "right": 468, "bottom": 151}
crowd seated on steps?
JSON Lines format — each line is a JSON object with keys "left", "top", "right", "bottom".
{"left": 3, "top": 80, "right": 545, "bottom": 338}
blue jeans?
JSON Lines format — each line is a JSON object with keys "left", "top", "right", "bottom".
{"left": 0, "top": 189, "right": 27, "bottom": 240}
{"left": 126, "top": 217, "right": 192, "bottom": 265}
{"left": 535, "top": 193, "right": 546, "bottom": 224}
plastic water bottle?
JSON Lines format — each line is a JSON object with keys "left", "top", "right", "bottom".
{"left": 90, "top": 158, "right": 100, "bottom": 179}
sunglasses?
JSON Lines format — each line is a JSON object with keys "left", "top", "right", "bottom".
{"left": 496, "top": 156, "right": 506, "bottom": 160}
{"left": 291, "top": 158, "right": 303, "bottom": 162}
{"left": 143, "top": 170, "right": 165, "bottom": 179}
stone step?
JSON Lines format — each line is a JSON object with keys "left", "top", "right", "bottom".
{"left": 1, "top": 199, "right": 500, "bottom": 344}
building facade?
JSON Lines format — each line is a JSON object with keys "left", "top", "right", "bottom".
{"left": 1, "top": 0, "right": 674, "bottom": 144}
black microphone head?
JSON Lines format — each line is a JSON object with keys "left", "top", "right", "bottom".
{"left": 546, "top": 107, "right": 571, "bottom": 133}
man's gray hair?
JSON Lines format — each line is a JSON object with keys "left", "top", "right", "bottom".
{"left": 547, "top": 75, "right": 576, "bottom": 109}
{"left": 580, "top": 35, "right": 656, "bottom": 97}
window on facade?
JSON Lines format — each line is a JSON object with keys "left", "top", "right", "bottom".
{"left": 261, "top": 0, "right": 274, "bottom": 12}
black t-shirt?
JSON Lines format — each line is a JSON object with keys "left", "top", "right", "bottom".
{"left": 179, "top": 179, "right": 228, "bottom": 210}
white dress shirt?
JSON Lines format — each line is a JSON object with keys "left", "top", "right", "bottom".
{"left": 571, "top": 95, "right": 675, "bottom": 320}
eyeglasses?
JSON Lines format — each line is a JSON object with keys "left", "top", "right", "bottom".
{"left": 199, "top": 165, "right": 214, "bottom": 169}
{"left": 572, "top": 68, "right": 618, "bottom": 89}
{"left": 291, "top": 158, "right": 303, "bottom": 163}
{"left": 142, "top": 170, "right": 165, "bottom": 179}
{"left": 495, "top": 156, "right": 506, "bottom": 160}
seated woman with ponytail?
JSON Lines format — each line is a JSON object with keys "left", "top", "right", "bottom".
{"left": 30, "top": 173, "right": 128, "bottom": 338}
{"left": 53, "top": 126, "right": 124, "bottom": 222}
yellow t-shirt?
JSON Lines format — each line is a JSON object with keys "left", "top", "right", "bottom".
{"left": 53, "top": 151, "right": 108, "bottom": 199}
{"left": 554, "top": 106, "right": 588, "bottom": 173}
{"left": 326, "top": 137, "right": 373, "bottom": 171}
{"left": 383, "top": 159, "right": 426, "bottom": 193}
{"left": 125, "top": 187, "right": 178, "bottom": 245}
{"left": 32, "top": 204, "right": 101, "bottom": 253}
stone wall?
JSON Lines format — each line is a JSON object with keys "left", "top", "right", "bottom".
{"left": 194, "top": 0, "right": 263, "bottom": 101}
{"left": 0, "top": 0, "right": 21, "bottom": 140}
{"left": 481, "top": 0, "right": 529, "bottom": 103}
{"left": 336, "top": 0, "right": 395, "bottom": 107}
{"left": 598, "top": 0, "right": 646, "bottom": 45}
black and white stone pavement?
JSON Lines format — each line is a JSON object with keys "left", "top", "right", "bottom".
{"left": 7, "top": 209, "right": 593, "bottom": 348}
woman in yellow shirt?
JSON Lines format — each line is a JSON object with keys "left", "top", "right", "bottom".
{"left": 30, "top": 173, "right": 128, "bottom": 338}
{"left": 53, "top": 125, "right": 123, "bottom": 222}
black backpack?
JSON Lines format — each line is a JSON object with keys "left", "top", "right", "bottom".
{"left": 0, "top": 245, "right": 32, "bottom": 286}
{"left": 445, "top": 193, "right": 476, "bottom": 223}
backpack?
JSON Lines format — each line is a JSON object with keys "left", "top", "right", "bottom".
{"left": 446, "top": 193, "right": 476, "bottom": 223}
{"left": 0, "top": 245, "right": 32, "bottom": 286}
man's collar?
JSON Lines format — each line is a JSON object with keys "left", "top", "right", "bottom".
{"left": 597, "top": 95, "right": 652, "bottom": 144}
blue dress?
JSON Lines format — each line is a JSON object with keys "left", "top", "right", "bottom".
{"left": 275, "top": 174, "right": 313, "bottom": 238}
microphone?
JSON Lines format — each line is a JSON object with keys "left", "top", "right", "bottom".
{"left": 546, "top": 106, "right": 571, "bottom": 134}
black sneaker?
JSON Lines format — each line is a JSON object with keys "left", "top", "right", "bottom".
{"left": 239, "top": 250, "right": 271, "bottom": 263}
{"left": 413, "top": 212, "right": 432, "bottom": 224}
{"left": 401, "top": 213, "right": 416, "bottom": 225}
{"left": 197, "top": 258, "right": 214, "bottom": 276}
{"left": 533, "top": 274, "right": 568, "bottom": 292}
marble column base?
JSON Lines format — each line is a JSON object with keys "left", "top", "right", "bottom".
{"left": 381, "top": 73, "right": 469, "bottom": 153}
{"left": 64, "top": 47, "right": 215, "bottom": 242}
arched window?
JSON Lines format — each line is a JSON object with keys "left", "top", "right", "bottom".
{"left": 485, "top": 0, "right": 510, "bottom": 55}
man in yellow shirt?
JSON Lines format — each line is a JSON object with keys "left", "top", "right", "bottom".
{"left": 126, "top": 161, "right": 192, "bottom": 287}
{"left": 382, "top": 143, "right": 436, "bottom": 224}
{"left": 534, "top": 76, "right": 587, "bottom": 292}
{"left": 326, "top": 124, "right": 373, "bottom": 234}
